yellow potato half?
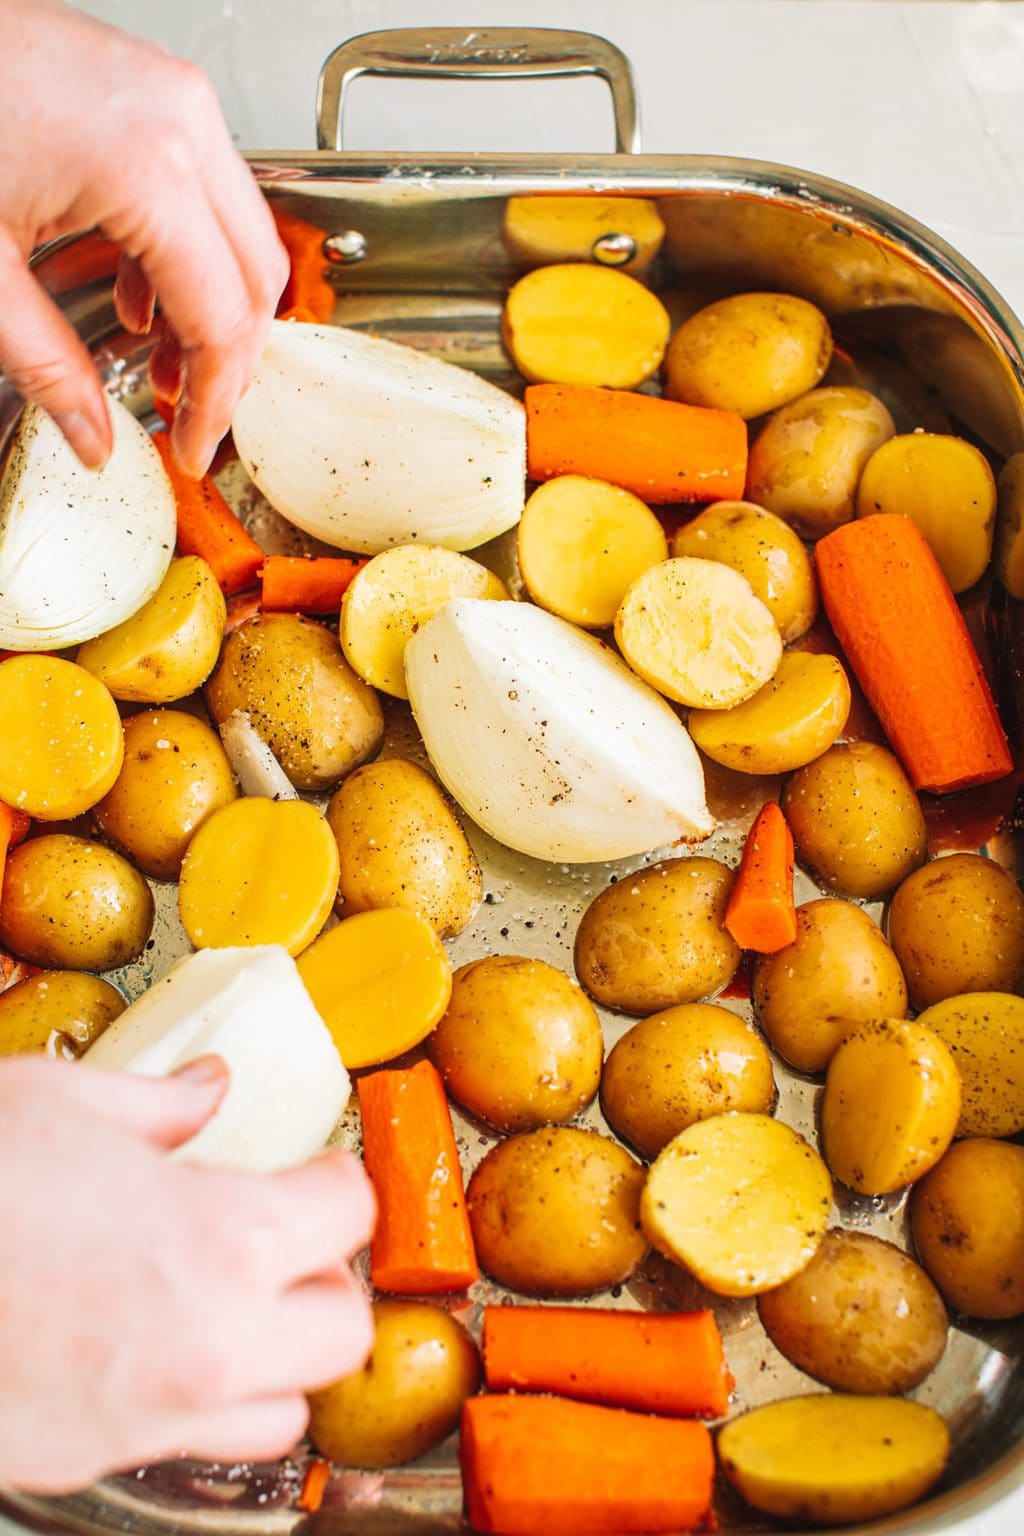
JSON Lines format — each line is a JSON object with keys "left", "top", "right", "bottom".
{"left": 671, "top": 500, "right": 818, "bottom": 642}
{"left": 688, "top": 651, "right": 850, "bottom": 775}
{"left": 0, "top": 655, "right": 122, "bottom": 820}
{"left": 503, "top": 262, "right": 670, "bottom": 389}
{"left": 503, "top": 195, "right": 665, "bottom": 274}
{"left": 664, "top": 292, "right": 832, "bottom": 419}
{"left": 916, "top": 992, "right": 1024, "bottom": 1138}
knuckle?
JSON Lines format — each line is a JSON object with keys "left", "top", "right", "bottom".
{"left": 156, "top": 1335, "right": 231, "bottom": 1414}
{"left": 170, "top": 57, "right": 218, "bottom": 115}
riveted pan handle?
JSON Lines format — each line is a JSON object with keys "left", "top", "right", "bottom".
{"left": 316, "top": 27, "right": 641, "bottom": 153}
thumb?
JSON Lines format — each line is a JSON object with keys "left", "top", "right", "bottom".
{"left": 52, "top": 1054, "right": 230, "bottom": 1150}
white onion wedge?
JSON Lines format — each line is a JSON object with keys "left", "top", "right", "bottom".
{"left": 218, "top": 710, "right": 298, "bottom": 801}
{"left": 404, "top": 599, "right": 714, "bottom": 863}
{"left": 232, "top": 321, "right": 525, "bottom": 553}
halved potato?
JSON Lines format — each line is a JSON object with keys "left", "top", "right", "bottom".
{"left": 688, "top": 651, "right": 850, "bottom": 775}
{"left": 503, "top": 195, "right": 665, "bottom": 274}
{"left": 503, "top": 263, "right": 669, "bottom": 389}
{"left": 916, "top": 991, "right": 1024, "bottom": 1138}
{"left": 670, "top": 500, "right": 817, "bottom": 643}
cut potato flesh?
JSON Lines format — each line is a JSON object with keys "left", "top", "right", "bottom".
{"left": 503, "top": 262, "right": 670, "bottom": 390}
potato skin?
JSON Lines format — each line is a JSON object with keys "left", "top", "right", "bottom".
{"left": 429, "top": 956, "right": 602, "bottom": 1132}
{"left": 0, "top": 835, "right": 154, "bottom": 970}
{"left": 887, "top": 853, "right": 1024, "bottom": 1009}
{"left": 0, "top": 971, "right": 125, "bottom": 1058}
{"left": 688, "top": 651, "right": 850, "bottom": 776}
{"left": 670, "top": 500, "right": 817, "bottom": 643}
{"left": 757, "top": 1229, "right": 948, "bottom": 1394}
{"left": 664, "top": 293, "right": 832, "bottom": 419}
{"left": 910, "top": 1139, "right": 1024, "bottom": 1319}
{"left": 206, "top": 613, "right": 383, "bottom": 791}
{"left": 575, "top": 857, "right": 740, "bottom": 1015}
{"left": 327, "top": 758, "right": 481, "bottom": 938}
{"left": 467, "top": 1127, "right": 647, "bottom": 1296}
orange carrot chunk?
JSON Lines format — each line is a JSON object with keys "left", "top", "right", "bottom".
{"left": 0, "top": 803, "right": 30, "bottom": 851}
{"left": 482, "top": 1306, "right": 732, "bottom": 1418}
{"left": 525, "top": 383, "right": 747, "bottom": 504}
{"left": 272, "top": 209, "right": 335, "bottom": 324}
{"left": 153, "top": 433, "right": 264, "bottom": 596}
{"left": 725, "top": 801, "right": 797, "bottom": 953}
{"left": 460, "top": 1394, "right": 715, "bottom": 1536}
{"left": 357, "top": 1059, "right": 478, "bottom": 1294}
{"left": 297, "top": 1459, "right": 330, "bottom": 1515}
{"left": 816, "top": 515, "right": 1012, "bottom": 794}
{"left": 261, "top": 556, "right": 367, "bottom": 615}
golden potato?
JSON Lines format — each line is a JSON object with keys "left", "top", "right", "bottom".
{"left": 782, "top": 741, "right": 927, "bottom": 899}
{"left": 206, "top": 613, "right": 383, "bottom": 791}
{"left": 575, "top": 857, "right": 740, "bottom": 1015}
{"left": 0, "top": 971, "right": 125, "bottom": 1058}
{"left": 466, "top": 1127, "right": 647, "bottom": 1296}
{"left": 664, "top": 293, "right": 832, "bottom": 419}
{"left": 0, "top": 835, "right": 154, "bottom": 971}
{"left": 887, "top": 852, "right": 1024, "bottom": 1009}
{"left": 307, "top": 1300, "right": 479, "bottom": 1467}
{"left": 429, "top": 956, "right": 602, "bottom": 1132}
{"left": 503, "top": 262, "right": 670, "bottom": 389}
{"left": 910, "top": 1138, "right": 1024, "bottom": 1319}
{"left": 327, "top": 758, "right": 481, "bottom": 938}
{"left": 670, "top": 500, "right": 817, "bottom": 643}
{"left": 688, "top": 651, "right": 850, "bottom": 776}
{"left": 916, "top": 992, "right": 1024, "bottom": 1139}
{"left": 502, "top": 195, "right": 665, "bottom": 275}
{"left": 757, "top": 1229, "right": 948, "bottom": 1394}
{"left": 752, "top": 898, "right": 907, "bottom": 1074}
{"left": 994, "top": 450, "right": 1024, "bottom": 599}
{"left": 600, "top": 1003, "right": 775, "bottom": 1159}
{"left": 746, "top": 386, "right": 896, "bottom": 539}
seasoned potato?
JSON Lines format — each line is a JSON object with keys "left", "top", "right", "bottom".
{"left": 887, "top": 852, "right": 1024, "bottom": 1009}
{"left": 641, "top": 1113, "right": 832, "bottom": 1296}
{"left": 0, "top": 655, "right": 123, "bottom": 821}
{"left": 0, "top": 971, "right": 125, "bottom": 1058}
{"left": 503, "top": 262, "right": 670, "bottom": 389}
{"left": 688, "top": 651, "right": 850, "bottom": 776}
{"left": 502, "top": 195, "right": 665, "bottom": 274}
{"left": 821, "top": 1017, "right": 961, "bottom": 1194}
{"left": 601, "top": 1003, "right": 775, "bottom": 1159}
{"left": 307, "top": 1300, "right": 480, "bottom": 1467}
{"left": 467, "top": 1127, "right": 647, "bottom": 1295}
{"left": 910, "top": 1138, "right": 1024, "bottom": 1319}
{"left": 429, "top": 956, "right": 602, "bottom": 1132}
{"left": 994, "top": 451, "right": 1024, "bottom": 599}
{"left": 757, "top": 1229, "right": 948, "bottom": 1394}
{"left": 670, "top": 500, "right": 817, "bottom": 642}
{"left": 0, "top": 834, "right": 154, "bottom": 970}
{"left": 916, "top": 992, "right": 1024, "bottom": 1138}
{"left": 664, "top": 293, "right": 832, "bottom": 419}
{"left": 206, "top": 613, "right": 383, "bottom": 791}
{"left": 327, "top": 758, "right": 481, "bottom": 937}
{"left": 746, "top": 386, "right": 896, "bottom": 539}
{"left": 752, "top": 898, "right": 908, "bottom": 1074}
{"left": 782, "top": 741, "right": 927, "bottom": 899}
{"left": 719, "top": 1395, "right": 950, "bottom": 1525}
{"left": 575, "top": 857, "right": 740, "bottom": 1015}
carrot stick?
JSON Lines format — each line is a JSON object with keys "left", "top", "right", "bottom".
{"left": 482, "top": 1306, "right": 732, "bottom": 1418}
{"left": 725, "top": 801, "right": 797, "bottom": 953}
{"left": 272, "top": 209, "right": 335, "bottom": 323}
{"left": 525, "top": 383, "right": 747, "bottom": 504}
{"left": 460, "top": 1394, "right": 715, "bottom": 1535}
{"left": 261, "top": 556, "right": 367, "bottom": 615}
{"left": 153, "top": 432, "right": 264, "bottom": 596}
{"left": 357, "top": 1059, "right": 478, "bottom": 1293}
{"left": 297, "top": 1459, "right": 330, "bottom": 1515}
{"left": 816, "top": 514, "right": 1012, "bottom": 793}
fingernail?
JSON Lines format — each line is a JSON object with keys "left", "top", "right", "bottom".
{"left": 172, "top": 1055, "right": 229, "bottom": 1089}
{"left": 54, "top": 409, "right": 111, "bottom": 470}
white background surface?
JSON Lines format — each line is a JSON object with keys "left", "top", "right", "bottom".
{"left": 48, "top": 2, "right": 1024, "bottom": 1533}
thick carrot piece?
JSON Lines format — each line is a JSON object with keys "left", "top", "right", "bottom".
{"left": 482, "top": 1306, "right": 733, "bottom": 1418}
{"left": 261, "top": 556, "right": 366, "bottom": 615}
{"left": 272, "top": 209, "right": 335, "bottom": 323}
{"left": 525, "top": 383, "right": 747, "bottom": 504}
{"left": 816, "top": 515, "right": 1012, "bottom": 794}
{"left": 460, "top": 1394, "right": 715, "bottom": 1536}
{"left": 153, "top": 433, "right": 264, "bottom": 596}
{"left": 725, "top": 801, "right": 797, "bottom": 953}
{"left": 358, "top": 1059, "right": 478, "bottom": 1293}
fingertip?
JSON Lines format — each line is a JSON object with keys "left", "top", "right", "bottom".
{"left": 170, "top": 407, "right": 216, "bottom": 480}
{"left": 53, "top": 406, "right": 113, "bottom": 471}
{"left": 171, "top": 1053, "right": 231, "bottom": 1097}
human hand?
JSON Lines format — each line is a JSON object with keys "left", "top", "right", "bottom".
{"left": 0, "top": 0, "right": 288, "bottom": 476}
{"left": 0, "top": 1054, "right": 374, "bottom": 1494}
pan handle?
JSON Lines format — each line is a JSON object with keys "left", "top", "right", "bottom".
{"left": 316, "top": 27, "right": 640, "bottom": 153}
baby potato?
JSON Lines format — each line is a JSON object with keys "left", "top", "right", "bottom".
{"left": 753, "top": 899, "right": 908, "bottom": 1074}
{"left": 887, "top": 852, "right": 1024, "bottom": 1009}
{"left": 994, "top": 451, "right": 1024, "bottom": 599}
{"left": 467, "top": 1126, "right": 647, "bottom": 1296}
{"left": 670, "top": 500, "right": 818, "bottom": 643}
{"left": 601, "top": 1003, "right": 776, "bottom": 1159}
{"left": 429, "top": 956, "right": 602, "bottom": 1132}
{"left": 916, "top": 992, "right": 1024, "bottom": 1138}
{"left": 688, "top": 651, "right": 850, "bottom": 776}
{"left": 93, "top": 710, "right": 237, "bottom": 881}
{"left": 503, "top": 262, "right": 670, "bottom": 389}
{"left": 307, "top": 1300, "right": 480, "bottom": 1467}
{"left": 757, "top": 1229, "right": 948, "bottom": 1394}
{"left": 0, "top": 834, "right": 154, "bottom": 970}
{"left": 782, "top": 741, "right": 927, "bottom": 899}
{"left": 575, "top": 856, "right": 740, "bottom": 1015}
{"left": 746, "top": 386, "right": 896, "bottom": 540}
{"left": 663, "top": 292, "right": 832, "bottom": 419}
{"left": 0, "top": 971, "right": 125, "bottom": 1058}
{"left": 910, "top": 1138, "right": 1024, "bottom": 1319}
{"left": 327, "top": 758, "right": 481, "bottom": 938}
{"left": 206, "top": 613, "right": 383, "bottom": 791}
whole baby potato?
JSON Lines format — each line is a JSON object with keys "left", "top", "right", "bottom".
{"left": 753, "top": 898, "right": 907, "bottom": 1074}
{"left": 467, "top": 1126, "right": 647, "bottom": 1295}
{"left": 575, "top": 857, "right": 740, "bottom": 1015}
{"left": 910, "top": 1138, "right": 1024, "bottom": 1319}
{"left": 327, "top": 758, "right": 481, "bottom": 937}
{"left": 670, "top": 500, "right": 818, "bottom": 643}
{"left": 429, "top": 955, "right": 602, "bottom": 1132}
{"left": 0, "top": 835, "right": 154, "bottom": 970}
{"left": 782, "top": 741, "right": 927, "bottom": 899}
{"left": 307, "top": 1300, "right": 481, "bottom": 1467}
{"left": 664, "top": 292, "right": 832, "bottom": 419}
{"left": 757, "top": 1229, "right": 948, "bottom": 1395}
{"left": 206, "top": 613, "right": 383, "bottom": 791}
{"left": 887, "top": 852, "right": 1024, "bottom": 1009}
{"left": 0, "top": 971, "right": 126, "bottom": 1058}
{"left": 601, "top": 1002, "right": 776, "bottom": 1159}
